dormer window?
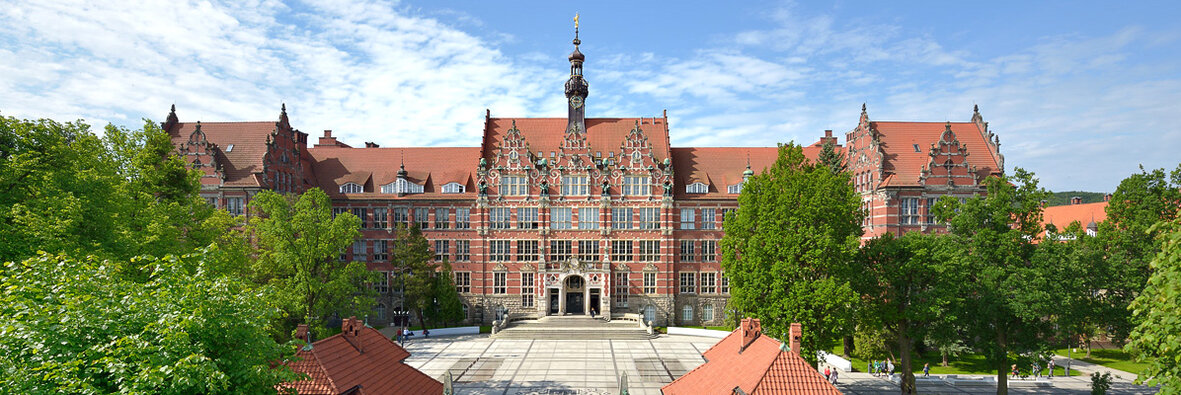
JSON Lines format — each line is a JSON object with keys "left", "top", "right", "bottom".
{"left": 728, "top": 183, "right": 744, "bottom": 194}
{"left": 381, "top": 178, "right": 424, "bottom": 194}
{"left": 339, "top": 182, "right": 363, "bottom": 194}
{"left": 686, "top": 182, "right": 708, "bottom": 194}
{"left": 226, "top": 144, "right": 234, "bottom": 152}
{"left": 441, "top": 182, "right": 465, "bottom": 194}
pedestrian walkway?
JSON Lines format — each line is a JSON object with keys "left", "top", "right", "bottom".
{"left": 835, "top": 371, "right": 1158, "bottom": 394}
{"left": 493, "top": 316, "right": 654, "bottom": 340}
{"left": 1051, "top": 354, "right": 1140, "bottom": 382}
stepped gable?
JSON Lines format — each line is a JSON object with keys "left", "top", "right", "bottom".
{"left": 871, "top": 121, "right": 1001, "bottom": 187}
{"left": 482, "top": 117, "right": 672, "bottom": 163}
{"left": 281, "top": 317, "right": 442, "bottom": 395}
{"left": 308, "top": 144, "right": 481, "bottom": 199}
{"left": 664, "top": 319, "right": 840, "bottom": 395}
{"left": 169, "top": 121, "right": 277, "bottom": 187}
{"left": 670, "top": 143, "right": 828, "bottom": 199}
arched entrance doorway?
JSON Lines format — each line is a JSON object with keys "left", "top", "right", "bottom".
{"left": 564, "top": 275, "right": 585, "bottom": 315}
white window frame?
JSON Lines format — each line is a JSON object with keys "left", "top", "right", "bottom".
{"left": 493, "top": 272, "right": 507, "bottom": 294}
{"left": 561, "top": 175, "right": 589, "bottom": 196}
{"left": 686, "top": 182, "right": 708, "bottom": 194}
{"left": 340, "top": 182, "right": 363, "bottom": 194}
{"left": 518, "top": 207, "right": 539, "bottom": 229}
{"left": 500, "top": 175, "right": 527, "bottom": 196}
{"left": 380, "top": 178, "right": 423, "bottom": 194}
{"left": 679, "top": 272, "right": 696, "bottom": 294}
{"left": 643, "top": 272, "right": 657, "bottom": 294}
{"left": 611, "top": 207, "right": 633, "bottom": 230}
{"left": 701, "top": 208, "right": 716, "bottom": 230}
{"left": 613, "top": 272, "right": 629, "bottom": 307}
{"left": 521, "top": 272, "right": 535, "bottom": 307}
{"left": 552, "top": 207, "right": 573, "bottom": 229}
{"left": 680, "top": 208, "right": 696, "bottom": 230}
{"left": 578, "top": 207, "right": 599, "bottom": 230}
{"left": 490, "top": 207, "right": 511, "bottom": 229}
{"left": 441, "top": 182, "right": 465, "bottom": 194}
{"left": 639, "top": 208, "right": 660, "bottom": 229}
{"left": 623, "top": 175, "right": 650, "bottom": 196}
{"left": 682, "top": 305, "right": 694, "bottom": 322}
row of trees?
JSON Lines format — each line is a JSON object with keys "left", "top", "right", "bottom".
{"left": 0, "top": 115, "right": 459, "bottom": 392}
{"left": 721, "top": 141, "right": 1181, "bottom": 394}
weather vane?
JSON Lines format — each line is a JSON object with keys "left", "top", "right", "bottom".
{"left": 574, "top": 13, "right": 579, "bottom": 29}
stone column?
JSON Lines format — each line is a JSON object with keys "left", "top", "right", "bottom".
{"left": 559, "top": 284, "right": 566, "bottom": 315}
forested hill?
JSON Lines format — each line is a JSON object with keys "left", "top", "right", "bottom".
{"left": 1046, "top": 191, "right": 1108, "bottom": 206}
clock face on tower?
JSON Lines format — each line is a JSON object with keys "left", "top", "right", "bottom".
{"left": 570, "top": 96, "right": 584, "bottom": 109}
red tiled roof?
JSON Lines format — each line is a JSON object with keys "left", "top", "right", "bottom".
{"left": 171, "top": 121, "right": 277, "bottom": 187}
{"left": 670, "top": 144, "right": 828, "bottom": 199}
{"left": 281, "top": 318, "right": 442, "bottom": 395}
{"left": 308, "top": 146, "right": 481, "bottom": 199}
{"left": 483, "top": 117, "right": 671, "bottom": 162}
{"left": 1043, "top": 201, "right": 1107, "bottom": 230}
{"left": 663, "top": 321, "right": 840, "bottom": 395}
{"left": 872, "top": 121, "right": 1000, "bottom": 187}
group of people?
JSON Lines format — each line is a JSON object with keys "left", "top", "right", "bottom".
{"left": 821, "top": 365, "right": 840, "bottom": 384}
{"left": 1012, "top": 359, "right": 1057, "bottom": 379}
{"left": 868, "top": 359, "right": 896, "bottom": 377}
{"left": 396, "top": 327, "right": 429, "bottom": 344}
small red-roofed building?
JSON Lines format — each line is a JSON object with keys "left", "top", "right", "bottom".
{"left": 1041, "top": 196, "right": 1109, "bottom": 240}
{"left": 663, "top": 318, "right": 841, "bottom": 395}
{"left": 279, "top": 317, "right": 442, "bottom": 395}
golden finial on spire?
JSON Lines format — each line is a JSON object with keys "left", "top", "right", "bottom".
{"left": 574, "top": 13, "right": 579, "bottom": 29}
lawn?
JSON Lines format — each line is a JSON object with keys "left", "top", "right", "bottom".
{"left": 1054, "top": 348, "right": 1148, "bottom": 375}
{"left": 829, "top": 345, "right": 1079, "bottom": 377}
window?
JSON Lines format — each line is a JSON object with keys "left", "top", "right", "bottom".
{"left": 639, "top": 240, "right": 660, "bottom": 262}
{"left": 521, "top": 272, "right": 535, "bottom": 307}
{"left": 686, "top": 182, "right": 708, "bottom": 194}
{"left": 339, "top": 182, "right": 363, "bottom": 194}
{"left": 701, "top": 208, "right": 716, "bottom": 230}
{"left": 720, "top": 274, "right": 730, "bottom": 294}
{"left": 393, "top": 207, "right": 410, "bottom": 226}
{"left": 679, "top": 240, "right": 696, "bottom": 262}
{"left": 352, "top": 240, "right": 367, "bottom": 262}
{"left": 578, "top": 207, "right": 599, "bottom": 230}
{"left": 205, "top": 196, "right": 218, "bottom": 207}
{"left": 456, "top": 208, "right": 471, "bottom": 229}
{"left": 490, "top": 207, "right": 511, "bottom": 229}
{"left": 374, "top": 240, "right": 389, "bottom": 262}
{"left": 374, "top": 271, "right": 389, "bottom": 294}
{"left": 613, "top": 272, "right": 629, "bottom": 307}
{"left": 518, "top": 207, "right": 539, "bottom": 229}
{"left": 351, "top": 208, "right": 367, "bottom": 229}
{"left": 455, "top": 272, "right": 471, "bottom": 293}
{"left": 720, "top": 208, "right": 736, "bottom": 229}
{"left": 623, "top": 175, "right": 650, "bottom": 196}
{"left": 455, "top": 240, "right": 470, "bottom": 261}
{"left": 380, "top": 178, "right": 423, "bottom": 194}
{"left": 702, "top": 304, "right": 714, "bottom": 322}
{"left": 490, "top": 240, "right": 511, "bottom": 261}
{"left": 415, "top": 207, "right": 430, "bottom": 229}
{"left": 373, "top": 208, "right": 388, "bottom": 229}
{"left": 435, "top": 208, "right": 450, "bottom": 229}
{"left": 551, "top": 207, "right": 572, "bottom": 229}
{"left": 926, "top": 197, "right": 938, "bottom": 224}
{"left": 701, "top": 240, "right": 717, "bottom": 262}
{"left": 901, "top": 197, "right": 920, "bottom": 225}
{"left": 493, "top": 272, "right": 507, "bottom": 294}
{"left": 225, "top": 197, "right": 245, "bottom": 216}
{"left": 548, "top": 240, "right": 572, "bottom": 262}
{"left": 700, "top": 272, "right": 716, "bottom": 294}
{"left": 728, "top": 183, "right": 744, "bottom": 194}
{"left": 517, "top": 240, "right": 539, "bottom": 261}
{"left": 434, "top": 240, "right": 449, "bottom": 262}
{"left": 611, "top": 208, "right": 633, "bottom": 229}
{"left": 679, "top": 272, "right": 696, "bottom": 294}
{"left": 643, "top": 305, "right": 656, "bottom": 323}
{"left": 638, "top": 208, "right": 660, "bottom": 229}
{"left": 682, "top": 305, "right": 694, "bottom": 322}
{"left": 643, "top": 272, "right": 657, "bottom": 294}
{"left": 611, "top": 240, "right": 633, "bottom": 261}
{"left": 680, "top": 208, "right": 696, "bottom": 230}
{"left": 562, "top": 175, "right": 589, "bottom": 196}
{"left": 332, "top": 207, "right": 347, "bottom": 218}
{"left": 441, "top": 182, "right": 465, "bottom": 194}
{"left": 500, "top": 175, "right": 527, "bottom": 196}
{"left": 577, "top": 240, "right": 599, "bottom": 262}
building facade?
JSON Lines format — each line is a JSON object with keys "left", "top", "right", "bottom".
{"left": 166, "top": 30, "right": 1005, "bottom": 327}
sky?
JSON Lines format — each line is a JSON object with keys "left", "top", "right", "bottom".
{"left": 1, "top": 0, "right": 1179, "bottom": 192}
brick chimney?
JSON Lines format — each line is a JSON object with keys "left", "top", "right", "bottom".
{"left": 341, "top": 316, "right": 364, "bottom": 353}
{"left": 789, "top": 323, "right": 802, "bottom": 355}
{"left": 1071, "top": 196, "right": 1083, "bottom": 205}
{"left": 317, "top": 130, "right": 337, "bottom": 146}
{"left": 739, "top": 318, "right": 761, "bottom": 353}
{"left": 822, "top": 129, "right": 837, "bottom": 145}
{"left": 1104, "top": 193, "right": 1112, "bottom": 202}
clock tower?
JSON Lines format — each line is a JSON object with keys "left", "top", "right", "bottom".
{"left": 564, "top": 16, "right": 588, "bottom": 134}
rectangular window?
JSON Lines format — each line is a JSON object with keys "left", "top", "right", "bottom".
{"left": 392, "top": 207, "right": 409, "bottom": 226}
{"left": 455, "top": 272, "right": 471, "bottom": 293}
{"left": 493, "top": 272, "right": 507, "bottom": 294}
{"left": 611, "top": 208, "right": 633, "bottom": 230}
{"left": 490, "top": 240, "right": 511, "bottom": 261}
{"left": 578, "top": 207, "right": 599, "bottom": 230}
{"left": 500, "top": 175, "right": 527, "bottom": 196}
{"left": 517, "top": 240, "right": 539, "bottom": 261}
{"left": 435, "top": 208, "right": 450, "bottom": 229}
{"left": 679, "top": 240, "right": 696, "bottom": 262}
{"left": 352, "top": 208, "right": 368, "bottom": 229}
{"left": 415, "top": 207, "right": 430, "bottom": 229}
{"left": 701, "top": 240, "right": 717, "bottom": 262}
{"left": 352, "top": 240, "right": 367, "bottom": 262}
{"left": 701, "top": 208, "right": 716, "bottom": 230}
{"left": 456, "top": 207, "right": 471, "bottom": 229}
{"left": 373, "top": 271, "right": 389, "bottom": 294}
{"left": 720, "top": 274, "right": 730, "bottom": 294}
{"left": 433, "top": 240, "right": 449, "bottom": 262}
{"left": 700, "top": 272, "right": 716, "bottom": 294}
{"left": 373, "top": 208, "right": 388, "bottom": 229}
{"left": 614, "top": 272, "right": 629, "bottom": 307}
{"left": 639, "top": 240, "right": 660, "bottom": 262}
{"left": 226, "top": 197, "right": 245, "bottom": 216}
{"left": 623, "top": 175, "right": 650, "bottom": 196}
{"left": 455, "top": 240, "right": 470, "bottom": 261}
{"left": 551, "top": 207, "right": 572, "bottom": 229}
{"left": 926, "top": 197, "right": 937, "bottom": 224}
{"left": 720, "top": 208, "right": 736, "bottom": 229}
{"left": 680, "top": 272, "right": 696, "bottom": 294}
{"left": 901, "top": 198, "right": 920, "bottom": 225}
{"left": 577, "top": 240, "right": 599, "bottom": 262}
{"left": 373, "top": 239, "right": 389, "bottom": 262}
{"left": 518, "top": 207, "right": 539, "bottom": 229}
{"left": 643, "top": 272, "right": 657, "bottom": 294}
{"left": 561, "top": 175, "right": 589, "bottom": 196}
{"left": 548, "top": 240, "right": 572, "bottom": 262}
{"left": 639, "top": 208, "right": 660, "bottom": 229}
{"left": 521, "top": 272, "right": 535, "bottom": 307}
{"left": 611, "top": 240, "right": 633, "bottom": 262}
{"left": 490, "top": 207, "right": 511, "bottom": 229}
{"left": 682, "top": 305, "right": 694, "bottom": 322}
{"left": 332, "top": 207, "right": 347, "bottom": 218}
{"left": 680, "top": 208, "right": 696, "bottom": 230}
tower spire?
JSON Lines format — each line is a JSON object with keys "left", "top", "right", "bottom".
{"left": 565, "top": 14, "right": 588, "bottom": 134}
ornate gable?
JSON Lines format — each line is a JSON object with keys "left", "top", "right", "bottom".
{"left": 918, "top": 122, "right": 979, "bottom": 188}
{"left": 482, "top": 121, "right": 543, "bottom": 197}
{"left": 177, "top": 121, "right": 225, "bottom": 181}
{"left": 607, "top": 121, "right": 674, "bottom": 197}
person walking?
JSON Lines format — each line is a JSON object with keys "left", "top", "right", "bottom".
{"left": 1032, "top": 362, "right": 1041, "bottom": 378}
{"left": 887, "top": 359, "right": 895, "bottom": 377}
{"left": 824, "top": 366, "right": 831, "bottom": 381}
{"left": 830, "top": 368, "right": 839, "bottom": 385}
{"left": 1048, "top": 359, "right": 1056, "bottom": 378}
{"left": 923, "top": 363, "right": 930, "bottom": 377}
{"left": 1011, "top": 364, "right": 1019, "bottom": 378}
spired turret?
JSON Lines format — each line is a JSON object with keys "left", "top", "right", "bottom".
{"left": 565, "top": 14, "right": 588, "bottom": 134}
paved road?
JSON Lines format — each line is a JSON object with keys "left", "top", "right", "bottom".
{"left": 836, "top": 371, "right": 1158, "bottom": 394}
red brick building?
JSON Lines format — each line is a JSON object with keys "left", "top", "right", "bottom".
{"left": 166, "top": 30, "right": 1006, "bottom": 328}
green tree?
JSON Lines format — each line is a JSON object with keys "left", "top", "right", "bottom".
{"left": 393, "top": 224, "right": 440, "bottom": 329}
{"left": 1039, "top": 222, "right": 1111, "bottom": 359}
{"left": 1126, "top": 217, "right": 1181, "bottom": 392}
{"left": 817, "top": 138, "right": 847, "bottom": 174}
{"left": 249, "top": 188, "right": 377, "bottom": 336}
{"left": 721, "top": 142, "right": 863, "bottom": 364}
{"left": 933, "top": 169, "right": 1054, "bottom": 395}
{"left": 430, "top": 261, "right": 466, "bottom": 327}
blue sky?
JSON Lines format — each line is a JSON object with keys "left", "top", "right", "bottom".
{"left": 1, "top": 1, "right": 1178, "bottom": 192}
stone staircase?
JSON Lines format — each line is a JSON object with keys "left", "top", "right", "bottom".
{"left": 491, "top": 315, "right": 655, "bottom": 340}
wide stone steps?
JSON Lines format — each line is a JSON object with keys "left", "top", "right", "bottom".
{"left": 491, "top": 316, "right": 655, "bottom": 340}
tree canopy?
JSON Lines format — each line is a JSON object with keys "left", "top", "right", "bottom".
{"left": 1126, "top": 217, "right": 1181, "bottom": 392}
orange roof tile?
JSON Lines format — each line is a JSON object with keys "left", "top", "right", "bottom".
{"left": 1043, "top": 201, "right": 1107, "bottom": 230}
{"left": 171, "top": 121, "right": 277, "bottom": 187}
{"left": 308, "top": 146, "right": 481, "bottom": 199}
{"left": 483, "top": 117, "right": 671, "bottom": 162}
{"left": 670, "top": 144, "right": 828, "bottom": 199}
{"left": 281, "top": 318, "right": 442, "bottom": 395}
{"left": 872, "top": 121, "right": 1000, "bottom": 187}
